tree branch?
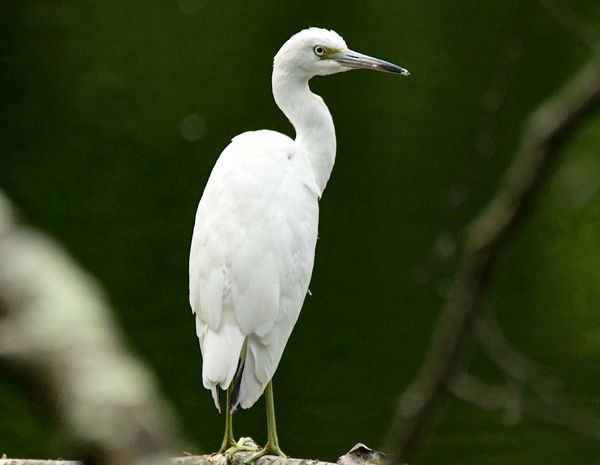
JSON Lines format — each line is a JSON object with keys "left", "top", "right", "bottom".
{"left": 0, "top": 443, "right": 386, "bottom": 465}
{"left": 0, "top": 457, "right": 335, "bottom": 465}
{"left": 384, "top": 47, "right": 600, "bottom": 463}
{"left": 474, "top": 311, "right": 562, "bottom": 400}
{"left": 449, "top": 372, "right": 600, "bottom": 442}
{"left": 0, "top": 189, "right": 180, "bottom": 465}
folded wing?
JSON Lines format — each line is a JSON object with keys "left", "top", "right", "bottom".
{"left": 189, "top": 130, "right": 319, "bottom": 409}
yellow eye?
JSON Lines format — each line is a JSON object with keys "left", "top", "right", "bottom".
{"left": 313, "top": 45, "right": 327, "bottom": 57}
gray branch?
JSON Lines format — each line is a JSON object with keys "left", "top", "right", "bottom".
{"left": 0, "top": 443, "right": 387, "bottom": 465}
{"left": 383, "top": 46, "right": 600, "bottom": 464}
{"left": 0, "top": 456, "right": 336, "bottom": 465}
{"left": 0, "top": 190, "right": 180, "bottom": 465}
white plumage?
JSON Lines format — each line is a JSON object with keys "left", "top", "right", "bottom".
{"left": 188, "top": 28, "right": 407, "bottom": 455}
{"left": 189, "top": 130, "right": 319, "bottom": 409}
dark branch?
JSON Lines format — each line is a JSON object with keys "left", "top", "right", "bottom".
{"left": 474, "top": 311, "right": 562, "bottom": 400}
{"left": 384, "top": 48, "right": 600, "bottom": 463}
{"left": 450, "top": 372, "right": 600, "bottom": 442}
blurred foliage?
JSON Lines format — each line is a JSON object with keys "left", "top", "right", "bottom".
{"left": 1, "top": 1, "right": 599, "bottom": 464}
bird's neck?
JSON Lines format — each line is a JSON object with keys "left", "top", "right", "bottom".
{"left": 272, "top": 69, "right": 336, "bottom": 195}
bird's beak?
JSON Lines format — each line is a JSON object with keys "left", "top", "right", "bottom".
{"left": 334, "top": 49, "right": 410, "bottom": 75}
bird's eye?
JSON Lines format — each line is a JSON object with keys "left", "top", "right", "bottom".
{"left": 313, "top": 45, "right": 327, "bottom": 57}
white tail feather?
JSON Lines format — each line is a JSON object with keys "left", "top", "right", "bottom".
{"left": 198, "top": 309, "right": 244, "bottom": 410}
{"left": 238, "top": 342, "right": 267, "bottom": 409}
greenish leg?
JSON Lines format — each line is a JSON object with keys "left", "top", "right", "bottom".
{"left": 263, "top": 381, "right": 285, "bottom": 456}
{"left": 218, "top": 385, "right": 236, "bottom": 453}
{"left": 218, "top": 386, "right": 258, "bottom": 457}
{"left": 244, "top": 381, "right": 286, "bottom": 464}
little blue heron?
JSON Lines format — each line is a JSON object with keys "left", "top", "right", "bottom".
{"left": 189, "top": 27, "right": 408, "bottom": 462}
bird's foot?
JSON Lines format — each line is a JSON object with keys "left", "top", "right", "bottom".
{"left": 243, "top": 443, "right": 286, "bottom": 464}
{"left": 218, "top": 438, "right": 236, "bottom": 455}
{"left": 223, "top": 437, "right": 260, "bottom": 458}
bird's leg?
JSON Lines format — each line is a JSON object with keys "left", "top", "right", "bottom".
{"left": 243, "top": 381, "right": 286, "bottom": 464}
{"left": 218, "top": 385, "right": 236, "bottom": 453}
{"left": 264, "top": 381, "right": 285, "bottom": 456}
{"left": 219, "top": 385, "right": 259, "bottom": 457}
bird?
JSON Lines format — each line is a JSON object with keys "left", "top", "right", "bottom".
{"left": 189, "top": 27, "right": 408, "bottom": 462}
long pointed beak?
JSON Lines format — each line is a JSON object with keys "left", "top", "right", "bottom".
{"left": 334, "top": 49, "right": 410, "bottom": 75}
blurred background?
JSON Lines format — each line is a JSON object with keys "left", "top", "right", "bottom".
{"left": 1, "top": 1, "right": 600, "bottom": 464}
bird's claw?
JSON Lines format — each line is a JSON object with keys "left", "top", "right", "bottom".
{"left": 243, "top": 443, "right": 286, "bottom": 464}
{"left": 224, "top": 437, "right": 260, "bottom": 458}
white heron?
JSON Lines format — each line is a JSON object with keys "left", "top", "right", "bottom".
{"left": 189, "top": 27, "right": 408, "bottom": 461}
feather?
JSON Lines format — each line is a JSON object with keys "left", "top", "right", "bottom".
{"left": 190, "top": 129, "right": 319, "bottom": 410}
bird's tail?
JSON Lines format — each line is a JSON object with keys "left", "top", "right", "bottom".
{"left": 229, "top": 341, "right": 247, "bottom": 412}
{"left": 231, "top": 338, "right": 280, "bottom": 410}
{"left": 198, "top": 310, "right": 245, "bottom": 412}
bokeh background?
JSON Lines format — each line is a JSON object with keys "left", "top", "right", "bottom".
{"left": 1, "top": 1, "right": 600, "bottom": 464}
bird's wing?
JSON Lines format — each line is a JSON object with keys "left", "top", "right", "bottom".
{"left": 189, "top": 130, "right": 319, "bottom": 405}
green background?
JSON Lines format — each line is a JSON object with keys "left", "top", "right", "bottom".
{"left": 1, "top": 1, "right": 600, "bottom": 464}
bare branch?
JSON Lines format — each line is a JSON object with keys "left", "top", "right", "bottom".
{"left": 0, "top": 457, "right": 335, "bottom": 465}
{"left": 475, "top": 311, "right": 562, "bottom": 400}
{"left": 0, "top": 442, "right": 386, "bottom": 465}
{"left": 0, "top": 189, "right": 180, "bottom": 465}
{"left": 384, "top": 47, "right": 600, "bottom": 463}
{"left": 536, "top": 0, "right": 600, "bottom": 50}
{"left": 173, "top": 456, "right": 336, "bottom": 465}
{"left": 0, "top": 458, "right": 83, "bottom": 465}
{"left": 448, "top": 372, "right": 524, "bottom": 424}
{"left": 450, "top": 372, "right": 600, "bottom": 442}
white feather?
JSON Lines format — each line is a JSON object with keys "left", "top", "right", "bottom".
{"left": 189, "top": 129, "right": 320, "bottom": 409}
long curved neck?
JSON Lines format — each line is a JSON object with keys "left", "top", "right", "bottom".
{"left": 272, "top": 68, "right": 336, "bottom": 195}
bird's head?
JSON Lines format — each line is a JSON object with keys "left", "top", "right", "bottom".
{"left": 273, "top": 27, "right": 409, "bottom": 79}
